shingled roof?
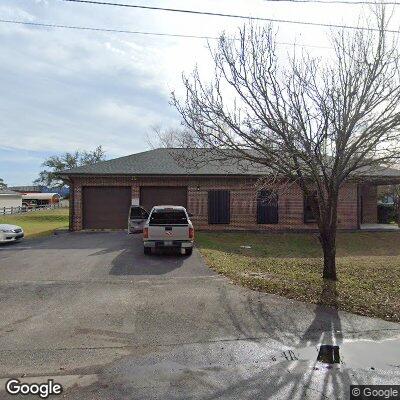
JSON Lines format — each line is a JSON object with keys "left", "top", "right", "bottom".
{"left": 59, "top": 148, "right": 270, "bottom": 176}
{"left": 59, "top": 148, "right": 400, "bottom": 179}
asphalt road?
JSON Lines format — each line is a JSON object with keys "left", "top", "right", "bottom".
{"left": 0, "top": 232, "right": 399, "bottom": 399}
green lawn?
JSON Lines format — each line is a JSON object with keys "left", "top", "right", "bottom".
{"left": 0, "top": 208, "right": 69, "bottom": 239}
{"left": 196, "top": 231, "right": 400, "bottom": 322}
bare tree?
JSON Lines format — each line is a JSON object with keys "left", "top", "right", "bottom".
{"left": 171, "top": 7, "right": 400, "bottom": 281}
{"left": 145, "top": 125, "right": 197, "bottom": 149}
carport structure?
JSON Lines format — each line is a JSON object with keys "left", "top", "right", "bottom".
{"left": 358, "top": 173, "right": 400, "bottom": 230}
{"left": 59, "top": 148, "right": 400, "bottom": 232}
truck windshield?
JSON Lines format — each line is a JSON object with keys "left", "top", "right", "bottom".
{"left": 149, "top": 209, "right": 188, "bottom": 225}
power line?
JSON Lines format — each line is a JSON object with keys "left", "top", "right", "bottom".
{"left": 62, "top": 0, "right": 400, "bottom": 8}
{"left": 0, "top": 19, "right": 219, "bottom": 39}
{"left": 262, "top": 0, "right": 400, "bottom": 4}
{"left": 0, "top": 19, "right": 332, "bottom": 48}
{"left": 60, "top": 0, "right": 400, "bottom": 33}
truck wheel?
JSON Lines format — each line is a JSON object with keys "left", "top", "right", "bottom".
{"left": 144, "top": 247, "right": 151, "bottom": 255}
{"left": 185, "top": 248, "right": 193, "bottom": 256}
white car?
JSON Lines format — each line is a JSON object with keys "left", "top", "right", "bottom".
{"left": 143, "top": 205, "right": 194, "bottom": 255}
{"left": 0, "top": 224, "right": 24, "bottom": 243}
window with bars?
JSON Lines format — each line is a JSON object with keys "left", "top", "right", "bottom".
{"left": 208, "top": 190, "right": 230, "bottom": 224}
{"left": 304, "top": 192, "right": 318, "bottom": 223}
{"left": 257, "top": 190, "right": 279, "bottom": 224}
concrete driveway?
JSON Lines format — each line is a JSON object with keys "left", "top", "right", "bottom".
{"left": 0, "top": 232, "right": 399, "bottom": 399}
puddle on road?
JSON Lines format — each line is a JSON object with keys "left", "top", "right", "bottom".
{"left": 95, "top": 336, "right": 400, "bottom": 387}
{"left": 288, "top": 337, "right": 400, "bottom": 371}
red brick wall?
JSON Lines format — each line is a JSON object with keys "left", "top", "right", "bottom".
{"left": 360, "top": 184, "right": 378, "bottom": 223}
{"left": 69, "top": 176, "right": 359, "bottom": 231}
{"left": 338, "top": 183, "right": 359, "bottom": 228}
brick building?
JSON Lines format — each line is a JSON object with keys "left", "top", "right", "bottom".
{"left": 60, "top": 148, "right": 400, "bottom": 231}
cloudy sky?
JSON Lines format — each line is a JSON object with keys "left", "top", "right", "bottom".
{"left": 0, "top": 0, "right": 398, "bottom": 185}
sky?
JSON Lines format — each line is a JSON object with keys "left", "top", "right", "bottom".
{"left": 0, "top": 0, "right": 398, "bottom": 185}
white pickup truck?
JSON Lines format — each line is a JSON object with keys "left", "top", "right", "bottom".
{"left": 143, "top": 205, "right": 194, "bottom": 255}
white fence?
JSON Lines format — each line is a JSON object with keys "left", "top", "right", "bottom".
{"left": 1, "top": 203, "right": 68, "bottom": 215}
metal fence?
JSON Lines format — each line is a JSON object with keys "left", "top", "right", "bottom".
{"left": 1, "top": 203, "right": 68, "bottom": 215}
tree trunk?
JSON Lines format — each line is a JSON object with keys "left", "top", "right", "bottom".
{"left": 320, "top": 230, "right": 337, "bottom": 281}
{"left": 318, "top": 194, "right": 339, "bottom": 281}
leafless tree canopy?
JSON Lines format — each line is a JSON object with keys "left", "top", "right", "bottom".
{"left": 171, "top": 6, "right": 400, "bottom": 280}
{"left": 146, "top": 126, "right": 197, "bottom": 150}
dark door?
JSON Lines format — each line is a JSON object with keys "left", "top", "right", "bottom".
{"left": 208, "top": 190, "right": 230, "bottom": 224}
{"left": 257, "top": 190, "right": 278, "bottom": 224}
{"left": 140, "top": 187, "right": 187, "bottom": 212}
{"left": 82, "top": 186, "right": 131, "bottom": 229}
{"left": 304, "top": 191, "right": 318, "bottom": 223}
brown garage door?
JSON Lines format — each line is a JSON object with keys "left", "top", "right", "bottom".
{"left": 140, "top": 187, "right": 187, "bottom": 212}
{"left": 82, "top": 186, "right": 131, "bottom": 229}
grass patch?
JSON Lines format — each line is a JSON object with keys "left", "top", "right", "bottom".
{"left": 0, "top": 208, "right": 69, "bottom": 239}
{"left": 196, "top": 231, "right": 400, "bottom": 322}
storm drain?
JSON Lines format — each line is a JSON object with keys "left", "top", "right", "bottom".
{"left": 317, "top": 345, "right": 341, "bottom": 364}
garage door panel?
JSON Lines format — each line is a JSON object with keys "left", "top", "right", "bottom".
{"left": 83, "top": 187, "right": 131, "bottom": 229}
{"left": 140, "top": 187, "right": 187, "bottom": 212}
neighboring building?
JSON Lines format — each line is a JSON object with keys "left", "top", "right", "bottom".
{"left": 22, "top": 193, "right": 61, "bottom": 207}
{"left": 0, "top": 189, "right": 23, "bottom": 209}
{"left": 11, "top": 185, "right": 70, "bottom": 198}
{"left": 43, "top": 186, "right": 70, "bottom": 198}
{"left": 59, "top": 148, "right": 400, "bottom": 232}
{"left": 10, "top": 185, "right": 45, "bottom": 193}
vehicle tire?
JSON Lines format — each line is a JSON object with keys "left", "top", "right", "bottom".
{"left": 144, "top": 247, "right": 151, "bottom": 255}
{"left": 185, "top": 248, "right": 193, "bottom": 256}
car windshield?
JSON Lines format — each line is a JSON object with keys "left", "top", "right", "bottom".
{"left": 149, "top": 209, "right": 188, "bottom": 225}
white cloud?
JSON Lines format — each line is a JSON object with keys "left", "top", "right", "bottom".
{"left": 0, "top": 5, "right": 35, "bottom": 20}
{"left": 0, "top": 0, "right": 399, "bottom": 185}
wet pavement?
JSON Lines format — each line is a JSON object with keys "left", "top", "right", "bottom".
{"left": 0, "top": 232, "right": 399, "bottom": 399}
{"left": 297, "top": 338, "right": 400, "bottom": 370}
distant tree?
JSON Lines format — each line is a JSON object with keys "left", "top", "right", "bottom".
{"left": 35, "top": 146, "right": 106, "bottom": 188}
{"left": 146, "top": 126, "right": 195, "bottom": 149}
{"left": 0, "top": 178, "right": 7, "bottom": 189}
